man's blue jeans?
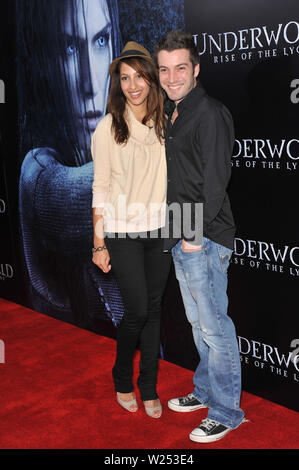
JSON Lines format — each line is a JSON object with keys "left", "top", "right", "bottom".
{"left": 172, "top": 237, "right": 244, "bottom": 429}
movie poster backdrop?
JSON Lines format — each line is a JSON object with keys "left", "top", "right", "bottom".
{"left": 0, "top": 0, "right": 298, "bottom": 411}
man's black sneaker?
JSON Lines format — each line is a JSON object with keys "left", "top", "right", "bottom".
{"left": 189, "top": 418, "right": 231, "bottom": 443}
{"left": 168, "top": 393, "right": 207, "bottom": 412}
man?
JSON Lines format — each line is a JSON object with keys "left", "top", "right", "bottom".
{"left": 155, "top": 30, "right": 245, "bottom": 443}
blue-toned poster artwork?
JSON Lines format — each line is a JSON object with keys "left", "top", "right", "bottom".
{"left": 17, "top": 0, "right": 184, "bottom": 341}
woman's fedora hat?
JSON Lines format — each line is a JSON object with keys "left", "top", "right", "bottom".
{"left": 109, "top": 41, "right": 155, "bottom": 76}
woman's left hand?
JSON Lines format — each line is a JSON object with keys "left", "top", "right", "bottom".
{"left": 92, "top": 249, "right": 111, "bottom": 273}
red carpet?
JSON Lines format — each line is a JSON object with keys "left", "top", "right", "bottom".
{"left": 0, "top": 297, "right": 298, "bottom": 451}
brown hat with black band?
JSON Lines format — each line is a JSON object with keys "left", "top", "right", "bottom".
{"left": 109, "top": 41, "right": 156, "bottom": 76}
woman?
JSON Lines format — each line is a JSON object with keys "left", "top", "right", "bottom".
{"left": 17, "top": 0, "right": 124, "bottom": 329}
{"left": 92, "top": 42, "right": 171, "bottom": 418}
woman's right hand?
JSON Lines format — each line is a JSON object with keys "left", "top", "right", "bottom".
{"left": 92, "top": 249, "right": 111, "bottom": 273}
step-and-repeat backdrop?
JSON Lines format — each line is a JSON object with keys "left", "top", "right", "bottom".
{"left": 0, "top": 0, "right": 298, "bottom": 411}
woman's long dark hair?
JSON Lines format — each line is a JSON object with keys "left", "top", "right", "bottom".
{"left": 107, "top": 57, "right": 165, "bottom": 145}
{"left": 16, "top": 0, "right": 121, "bottom": 167}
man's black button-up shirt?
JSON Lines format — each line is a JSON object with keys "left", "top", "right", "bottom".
{"left": 163, "top": 82, "right": 236, "bottom": 251}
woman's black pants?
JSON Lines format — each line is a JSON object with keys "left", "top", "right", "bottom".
{"left": 105, "top": 232, "right": 171, "bottom": 401}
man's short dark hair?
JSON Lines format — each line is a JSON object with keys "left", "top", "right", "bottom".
{"left": 154, "top": 30, "right": 200, "bottom": 69}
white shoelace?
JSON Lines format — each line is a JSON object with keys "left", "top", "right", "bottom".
{"left": 182, "top": 393, "right": 196, "bottom": 404}
{"left": 200, "top": 418, "right": 220, "bottom": 431}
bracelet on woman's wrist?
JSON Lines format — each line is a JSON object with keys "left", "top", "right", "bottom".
{"left": 92, "top": 245, "right": 107, "bottom": 253}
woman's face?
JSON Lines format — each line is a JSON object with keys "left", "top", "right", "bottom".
{"left": 119, "top": 62, "right": 150, "bottom": 112}
{"left": 64, "top": 0, "right": 113, "bottom": 152}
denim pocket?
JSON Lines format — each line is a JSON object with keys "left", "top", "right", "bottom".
{"left": 216, "top": 243, "right": 232, "bottom": 274}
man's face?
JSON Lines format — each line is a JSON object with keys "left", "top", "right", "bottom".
{"left": 157, "top": 48, "right": 199, "bottom": 105}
